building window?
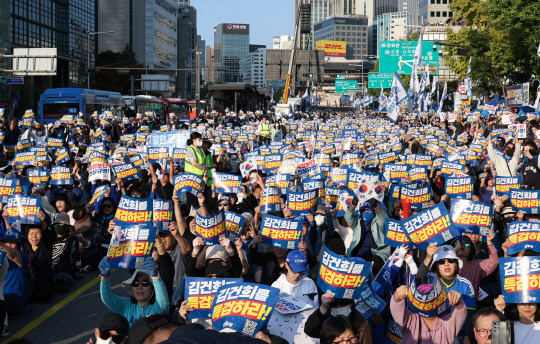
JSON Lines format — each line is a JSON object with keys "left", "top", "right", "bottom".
{"left": 430, "top": 11, "right": 435, "bottom": 17}
{"left": 436, "top": 11, "right": 441, "bottom": 16}
{"left": 442, "top": 11, "right": 447, "bottom": 16}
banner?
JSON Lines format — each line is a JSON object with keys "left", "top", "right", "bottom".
{"left": 296, "top": 158, "right": 321, "bottom": 179}
{"left": 495, "top": 176, "right": 521, "bottom": 197}
{"left": 211, "top": 282, "right": 280, "bottom": 336}
{"left": 341, "top": 153, "right": 360, "bottom": 169}
{"left": 259, "top": 186, "right": 281, "bottom": 213}
{"left": 55, "top": 148, "right": 69, "bottom": 165}
{"left": 408, "top": 166, "right": 428, "bottom": 182}
{"left": 510, "top": 189, "right": 540, "bottom": 214}
{"left": 47, "top": 137, "right": 63, "bottom": 149}
{"left": 384, "top": 218, "right": 413, "bottom": 248}
{"left": 499, "top": 256, "right": 540, "bottom": 303}
{"left": 185, "top": 277, "right": 244, "bottom": 319}
{"left": 27, "top": 169, "right": 49, "bottom": 186}
{"left": 174, "top": 173, "right": 204, "bottom": 196}
{"left": 213, "top": 172, "right": 242, "bottom": 194}
{"left": 196, "top": 210, "right": 226, "bottom": 246}
{"left": 0, "top": 178, "right": 17, "bottom": 203}
{"left": 264, "top": 174, "right": 291, "bottom": 195}
{"left": 354, "top": 284, "right": 386, "bottom": 319}
{"left": 385, "top": 319, "right": 403, "bottom": 344}
{"left": 440, "top": 161, "right": 464, "bottom": 177}
{"left": 317, "top": 246, "right": 372, "bottom": 299}
{"left": 148, "top": 147, "right": 169, "bottom": 165}
{"left": 400, "top": 184, "right": 432, "bottom": 209}
{"left": 153, "top": 199, "right": 173, "bottom": 232}
{"left": 225, "top": 211, "right": 245, "bottom": 240}
{"left": 88, "top": 185, "right": 108, "bottom": 211}
{"left": 402, "top": 203, "right": 459, "bottom": 250}
{"left": 260, "top": 214, "right": 302, "bottom": 249}
{"left": 287, "top": 190, "right": 317, "bottom": 216}
{"left": 303, "top": 179, "right": 325, "bottom": 205}
{"left": 450, "top": 199, "right": 492, "bottom": 235}
{"left": 445, "top": 176, "right": 473, "bottom": 199}
{"left": 407, "top": 277, "right": 449, "bottom": 318}
{"left": 507, "top": 222, "right": 540, "bottom": 255}
{"left": 114, "top": 196, "right": 153, "bottom": 227}
{"left": 112, "top": 162, "right": 142, "bottom": 181}
{"left": 107, "top": 224, "right": 156, "bottom": 269}
{"left": 6, "top": 195, "right": 41, "bottom": 224}
{"left": 331, "top": 168, "right": 348, "bottom": 187}
{"left": 49, "top": 166, "right": 73, "bottom": 185}
{"left": 14, "top": 151, "right": 35, "bottom": 166}
{"left": 89, "top": 162, "right": 111, "bottom": 182}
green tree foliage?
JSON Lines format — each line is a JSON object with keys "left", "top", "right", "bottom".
{"left": 95, "top": 44, "right": 144, "bottom": 94}
{"left": 445, "top": 0, "right": 540, "bottom": 97}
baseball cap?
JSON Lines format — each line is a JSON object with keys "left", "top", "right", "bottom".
{"left": 314, "top": 205, "right": 325, "bottom": 216}
{"left": 98, "top": 313, "right": 129, "bottom": 338}
{"left": 205, "top": 245, "right": 227, "bottom": 261}
{"left": 286, "top": 250, "right": 308, "bottom": 273}
{"left": 429, "top": 245, "right": 463, "bottom": 269}
{"left": 127, "top": 313, "right": 179, "bottom": 344}
{"left": 218, "top": 195, "right": 231, "bottom": 204}
{"left": 2, "top": 226, "right": 22, "bottom": 244}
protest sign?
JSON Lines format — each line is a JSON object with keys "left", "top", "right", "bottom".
{"left": 445, "top": 176, "right": 474, "bottom": 199}
{"left": 402, "top": 203, "right": 459, "bottom": 250}
{"left": 174, "top": 173, "right": 204, "bottom": 196}
{"left": 6, "top": 195, "right": 41, "bottom": 224}
{"left": 400, "top": 185, "right": 432, "bottom": 210}
{"left": 259, "top": 186, "right": 281, "bottom": 213}
{"left": 196, "top": 210, "right": 226, "bottom": 246}
{"left": 383, "top": 164, "right": 409, "bottom": 182}
{"left": 0, "top": 178, "right": 16, "bottom": 203}
{"left": 27, "top": 169, "right": 48, "bottom": 186}
{"left": 225, "top": 211, "right": 245, "bottom": 240}
{"left": 89, "top": 162, "right": 111, "bottom": 182}
{"left": 450, "top": 199, "right": 493, "bottom": 235}
{"left": 260, "top": 214, "right": 302, "bottom": 249}
{"left": 287, "top": 190, "right": 317, "bottom": 216}
{"left": 385, "top": 319, "right": 403, "bottom": 344}
{"left": 408, "top": 166, "right": 428, "bottom": 182}
{"left": 185, "top": 277, "right": 244, "bottom": 319}
{"left": 354, "top": 283, "right": 386, "bottom": 319}
{"left": 211, "top": 282, "right": 280, "bottom": 336}
{"left": 275, "top": 294, "right": 315, "bottom": 315}
{"left": 153, "top": 199, "right": 173, "bottom": 232}
{"left": 440, "top": 161, "right": 464, "bottom": 177}
{"left": 507, "top": 222, "right": 540, "bottom": 255}
{"left": 112, "top": 162, "right": 142, "bottom": 181}
{"left": 303, "top": 179, "right": 325, "bottom": 205}
{"left": 88, "top": 185, "right": 108, "bottom": 211}
{"left": 317, "top": 246, "right": 372, "bottom": 299}
{"left": 384, "top": 218, "right": 413, "bottom": 248}
{"left": 213, "top": 171, "right": 242, "bottom": 194}
{"left": 499, "top": 256, "right": 540, "bottom": 303}
{"left": 296, "top": 158, "right": 321, "bottom": 179}
{"left": 108, "top": 224, "right": 156, "bottom": 269}
{"left": 325, "top": 187, "right": 341, "bottom": 209}
{"left": 264, "top": 174, "right": 290, "bottom": 195}
{"left": 148, "top": 147, "right": 169, "bottom": 165}
{"left": 510, "top": 189, "right": 540, "bottom": 214}
{"left": 263, "top": 154, "right": 283, "bottom": 174}
{"left": 341, "top": 153, "right": 360, "bottom": 169}
{"left": 495, "top": 176, "right": 521, "bottom": 197}
{"left": 114, "top": 196, "right": 153, "bottom": 227}
{"left": 49, "top": 166, "right": 73, "bottom": 185}
{"left": 14, "top": 151, "right": 35, "bottom": 166}
{"left": 378, "top": 151, "right": 399, "bottom": 165}
{"left": 331, "top": 168, "right": 348, "bottom": 187}
{"left": 407, "top": 277, "right": 449, "bottom": 318}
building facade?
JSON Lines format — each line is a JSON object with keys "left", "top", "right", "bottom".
{"left": 419, "top": 0, "right": 453, "bottom": 25}
{"left": 398, "top": 0, "right": 419, "bottom": 22}
{"left": 176, "top": 1, "right": 196, "bottom": 99}
{"left": 197, "top": 35, "right": 206, "bottom": 83}
{"left": 206, "top": 45, "right": 215, "bottom": 83}
{"left": 313, "top": 15, "right": 369, "bottom": 60}
{"left": 213, "top": 23, "right": 249, "bottom": 83}
{"left": 244, "top": 47, "right": 267, "bottom": 89}
{"left": 273, "top": 35, "right": 294, "bottom": 50}
{"left": 376, "top": 11, "right": 418, "bottom": 50}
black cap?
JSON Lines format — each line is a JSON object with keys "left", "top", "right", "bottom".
{"left": 98, "top": 313, "right": 129, "bottom": 338}
{"left": 127, "top": 313, "right": 179, "bottom": 344}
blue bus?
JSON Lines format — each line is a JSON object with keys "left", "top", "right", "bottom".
{"left": 39, "top": 88, "right": 125, "bottom": 123}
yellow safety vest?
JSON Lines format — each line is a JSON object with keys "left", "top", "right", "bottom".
{"left": 184, "top": 145, "right": 206, "bottom": 176}
{"left": 205, "top": 152, "right": 214, "bottom": 186}
{"left": 259, "top": 123, "right": 270, "bottom": 137}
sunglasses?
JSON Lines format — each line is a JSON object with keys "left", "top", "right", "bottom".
{"left": 218, "top": 203, "right": 230, "bottom": 207}
{"left": 102, "top": 203, "right": 113, "bottom": 209}
{"left": 437, "top": 258, "right": 458, "bottom": 265}
{"left": 99, "top": 331, "right": 125, "bottom": 344}
{"left": 131, "top": 280, "right": 151, "bottom": 287}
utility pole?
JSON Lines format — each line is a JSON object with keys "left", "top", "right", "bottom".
{"left": 195, "top": 46, "right": 201, "bottom": 115}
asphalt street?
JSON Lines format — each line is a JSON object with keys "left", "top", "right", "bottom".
{"left": 2, "top": 269, "right": 133, "bottom": 344}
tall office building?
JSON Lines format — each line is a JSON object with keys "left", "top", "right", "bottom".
{"left": 98, "top": 0, "right": 178, "bottom": 87}
{"left": 420, "top": 0, "right": 453, "bottom": 25}
{"left": 398, "top": 0, "right": 419, "bottom": 22}
{"left": 206, "top": 46, "right": 215, "bottom": 83}
{"left": 197, "top": 35, "right": 206, "bottom": 83}
{"left": 213, "top": 23, "right": 249, "bottom": 83}
{"left": 376, "top": 11, "right": 418, "bottom": 49}
{"left": 0, "top": 0, "right": 9, "bottom": 72}
{"left": 313, "top": 15, "right": 369, "bottom": 60}
{"left": 177, "top": 0, "right": 197, "bottom": 99}
{"left": 244, "top": 47, "right": 267, "bottom": 89}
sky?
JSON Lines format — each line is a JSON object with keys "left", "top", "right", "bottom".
{"left": 191, "top": 0, "right": 295, "bottom": 48}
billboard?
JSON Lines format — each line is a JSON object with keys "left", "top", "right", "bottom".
{"left": 506, "top": 83, "right": 530, "bottom": 107}
{"left": 336, "top": 80, "right": 358, "bottom": 93}
{"left": 379, "top": 41, "right": 439, "bottom": 75}
{"left": 316, "top": 40, "right": 347, "bottom": 57}
{"left": 368, "top": 73, "right": 393, "bottom": 89}
{"left": 223, "top": 23, "right": 249, "bottom": 35}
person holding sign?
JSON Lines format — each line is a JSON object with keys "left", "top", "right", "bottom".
{"left": 487, "top": 134, "right": 521, "bottom": 177}
{"left": 494, "top": 295, "right": 540, "bottom": 342}
{"left": 98, "top": 256, "right": 169, "bottom": 327}
{"left": 390, "top": 284, "right": 467, "bottom": 344}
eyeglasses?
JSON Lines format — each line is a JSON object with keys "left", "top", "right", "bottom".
{"left": 102, "top": 203, "right": 113, "bottom": 209}
{"left": 332, "top": 335, "right": 359, "bottom": 344}
{"left": 218, "top": 203, "right": 230, "bottom": 207}
{"left": 437, "top": 258, "right": 458, "bottom": 265}
{"left": 475, "top": 328, "right": 492, "bottom": 337}
{"left": 131, "top": 280, "right": 151, "bottom": 288}
{"left": 98, "top": 331, "right": 125, "bottom": 344}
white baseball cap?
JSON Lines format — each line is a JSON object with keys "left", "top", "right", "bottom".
{"left": 429, "top": 245, "right": 463, "bottom": 269}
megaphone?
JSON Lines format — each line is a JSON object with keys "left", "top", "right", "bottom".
{"left": 401, "top": 198, "right": 412, "bottom": 219}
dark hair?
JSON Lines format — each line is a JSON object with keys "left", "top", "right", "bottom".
{"left": 187, "top": 132, "right": 202, "bottom": 146}
{"left": 472, "top": 307, "right": 505, "bottom": 329}
{"left": 526, "top": 141, "right": 540, "bottom": 157}
{"left": 72, "top": 205, "right": 88, "bottom": 221}
{"left": 129, "top": 273, "right": 156, "bottom": 305}
{"left": 506, "top": 303, "right": 540, "bottom": 323}
{"left": 320, "top": 315, "right": 356, "bottom": 344}
{"left": 54, "top": 193, "right": 72, "bottom": 212}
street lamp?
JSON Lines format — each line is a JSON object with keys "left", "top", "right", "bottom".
{"left": 87, "top": 30, "right": 114, "bottom": 89}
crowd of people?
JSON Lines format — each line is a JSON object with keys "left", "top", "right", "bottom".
{"left": 0, "top": 106, "right": 538, "bottom": 344}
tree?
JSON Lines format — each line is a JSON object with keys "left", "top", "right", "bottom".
{"left": 95, "top": 44, "right": 144, "bottom": 94}
{"left": 444, "top": 0, "right": 540, "bottom": 97}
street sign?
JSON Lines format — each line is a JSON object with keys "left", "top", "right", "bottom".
{"left": 4, "top": 78, "right": 24, "bottom": 85}
{"left": 379, "top": 41, "right": 439, "bottom": 75}
{"left": 368, "top": 73, "right": 393, "bottom": 89}
{"left": 457, "top": 84, "right": 467, "bottom": 95}
{"left": 335, "top": 80, "right": 358, "bottom": 93}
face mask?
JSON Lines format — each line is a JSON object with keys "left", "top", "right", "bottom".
{"left": 54, "top": 225, "right": 66, "bottom": 236}
{"left": 196, "top": 140, "right": 203, "bottom": 147}
{"left": 315, "top": 215, "right": 325, "bottom": 227}
{"left": 505, "top": 148, "right": 515, "bottom": 156}
{"left": 95, "top": 337, "right": 113, "bottom": 344}
{"left": 331, "top": 305, "right": 352, "bottom": 317}
{"left": 504, "top": 217, "right": 514, "bottom": 224}
{"left": 362, "top": 211, "right": 375, "bottom": 223}
{"left": 231, "top": 154, "right": 237, "bottom": 159}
